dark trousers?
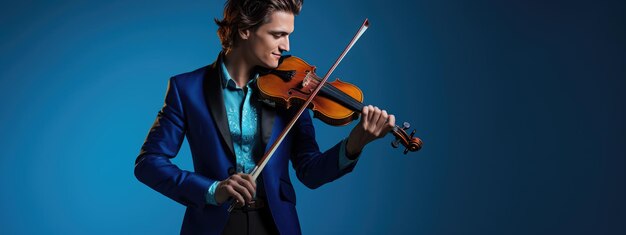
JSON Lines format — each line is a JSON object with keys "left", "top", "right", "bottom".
{"left": 221, "top": 207, "right": 278, "bottom": 235}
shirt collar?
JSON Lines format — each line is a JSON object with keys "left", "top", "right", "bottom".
{"left": 219, "top": 56, "right": 258, "bottom": 90}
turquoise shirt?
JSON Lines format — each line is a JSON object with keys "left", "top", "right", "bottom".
{"left": 206, "top": 59, "right": 358, "bottom": 205}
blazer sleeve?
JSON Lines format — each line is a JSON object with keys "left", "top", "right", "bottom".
{"left": 289, "top": 110, "right": 358, "bottom": 189}
{"left": 134, "top": 76, "right": 215, "bottom": 208}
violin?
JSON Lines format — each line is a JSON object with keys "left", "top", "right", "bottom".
{"left": 256, "top": 56, "right": 423, "bottom": 154}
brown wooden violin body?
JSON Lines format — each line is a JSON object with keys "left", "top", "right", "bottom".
{"left": 257, "top": 56, "right": 364, "bottom": 126}
{"left": 257, "top": 56, "right": 422, "bottom": 154}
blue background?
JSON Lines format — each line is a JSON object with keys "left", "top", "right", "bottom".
{"left": 1, "top": 0, "right": 624, "bottom": 234}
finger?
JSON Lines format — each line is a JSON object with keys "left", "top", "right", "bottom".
{"left": 226, "top": 186, "right": 245, "bottom": 206}
{"left": 231, "top": 173, "right": 256, "bottom": 193}
{"left": 369, "top": 106, "right": 382, "bottom": 131}
{"left": 236, "top": 177, "right": 256, "bottom": 199}
{"left": 230, "top": 173, "right": 242, "bottom": 181}
{"left": 365, "top": 105, "right": 374, "bottom": 126}
{"left": 231, "top": 181, "right": 253, "bottom": 203}
{"left": 361, "top": 105, "right": 371, "bottom": 129}
{"left": 376, "top": 110, "right": 389, "bottom": 134}
{"left": 387, "top": 114, "right": 396, "bottom": 130}
{"left": 240, "top": 174, "right": 257, "bottom": 189}
{"left": 361, "top": 106, "right": 369, "bottom": 119}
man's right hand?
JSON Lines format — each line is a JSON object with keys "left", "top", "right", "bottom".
{"left": 214, "top": 173, "right": 257, "bottom": 206}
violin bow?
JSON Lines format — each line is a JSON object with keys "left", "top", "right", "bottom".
{"left": 228, "top": 19, "right": 370, "bottom": 212}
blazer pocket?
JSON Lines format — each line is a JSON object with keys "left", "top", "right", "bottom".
{"left": 279, "top": 180, "right": 297, "bottom": 205}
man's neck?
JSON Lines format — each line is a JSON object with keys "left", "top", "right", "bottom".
{"left": 223, "top": 48, "right": 254, "bottom": 88}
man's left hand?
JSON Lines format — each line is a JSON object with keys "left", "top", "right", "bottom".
{"left": 345, "top": 105, "right": 395, "bottom": 157}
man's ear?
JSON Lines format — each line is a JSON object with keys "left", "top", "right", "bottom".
{"left": 238, "top": 28, "right": 251, "bottom": 40}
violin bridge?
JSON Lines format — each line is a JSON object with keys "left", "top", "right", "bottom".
{"left": 301, "top": 70, "right": 314, "bottom": 92}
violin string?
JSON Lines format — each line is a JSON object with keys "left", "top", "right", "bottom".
{"left": 310, "top": 75, "right": 365, "bottom": 111}
{"left": 306, "top": 75, "right": 363, "bottom": 111}
{"left": 308, "top": 76, "right": 363, "bottom": 111}
{"left": 276, "top": 70, "right": 365, "bottom": 111}
{"left": 318, "top": 80, "right": 364, "bottom": 111}
{"left": 320, "top": 84, "right": 364, "bottom": 111}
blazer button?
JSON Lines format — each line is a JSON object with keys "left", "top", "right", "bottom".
{"left": 228, "top": 167, "right": 236, "bottom": 175}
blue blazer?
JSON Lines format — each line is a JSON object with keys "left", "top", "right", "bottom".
{"left": 134, "top": 53, "right": 358, "bottom": 235}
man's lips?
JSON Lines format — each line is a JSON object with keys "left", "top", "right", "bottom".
{"left": 272, "top": 53, "right": 281, "bottom": 59}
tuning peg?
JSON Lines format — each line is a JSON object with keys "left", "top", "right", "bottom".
{"left": 403, "top": 148, "right": 409, "bottom": 154}
{"left": 391, "top": 139, "right": 401, "bottom": 148}
{"left": 410, "top": 129, "right": 416, "bottom": 138}
{"left": 402, "top": 122, "right": 410, "bottom": 130}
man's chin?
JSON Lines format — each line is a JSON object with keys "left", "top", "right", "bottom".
{"left": 264, "top": 61, "right": 279, "bottom": 69}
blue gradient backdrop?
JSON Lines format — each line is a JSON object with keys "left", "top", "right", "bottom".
{"left": 1, "top": 0, "right": 624, "bottom": 234}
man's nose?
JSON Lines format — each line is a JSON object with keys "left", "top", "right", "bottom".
{"left": 279, "top": 36, "right": 290, "bottom": 52}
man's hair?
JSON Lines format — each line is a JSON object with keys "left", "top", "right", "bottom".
{"left": 215, "top": 0, "right": 303, "bottom": 51}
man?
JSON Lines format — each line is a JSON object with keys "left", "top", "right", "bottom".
{"left": 134, "top": 0, "right": 395, "bottom": 234}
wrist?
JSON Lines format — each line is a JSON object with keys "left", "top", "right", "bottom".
{"left": 207, "top": 181, "right": 222, "bottom": 206}
{"left": 345, "top": 137, "right": 363, "bottom": 159}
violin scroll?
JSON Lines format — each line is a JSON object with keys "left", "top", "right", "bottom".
{"left": 391, "top": 122, "right": 423, "bottom": 154}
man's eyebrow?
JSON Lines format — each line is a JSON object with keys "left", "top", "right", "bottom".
{"left": 269, "top": 30, "right": 292, "bottom": 35}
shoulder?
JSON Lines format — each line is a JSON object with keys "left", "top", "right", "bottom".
{"left": 170, "top": 63, "right": 215, "bottom": 86}
{"left": 163, "top": 60, "right": 222, "bottom": 97}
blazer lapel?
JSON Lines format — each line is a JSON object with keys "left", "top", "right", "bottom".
{"left": 203, "top": 55, "right": 235, "bottom": 159}
{"left": 203, "top": 52, "right": 280, "bottom": 161}
{"left": 260, "top": 103, "right": 276, "bottom": 147}
{"left": 251, "top": 71, "right": 277, "bottom": 149}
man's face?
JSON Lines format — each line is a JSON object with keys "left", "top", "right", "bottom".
{"left": 242, "top": 11, "right": 294, "bottom": 69}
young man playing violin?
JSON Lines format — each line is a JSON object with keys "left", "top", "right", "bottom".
{"left": 135, "top": 0, "right": 395, "bottom": 234}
